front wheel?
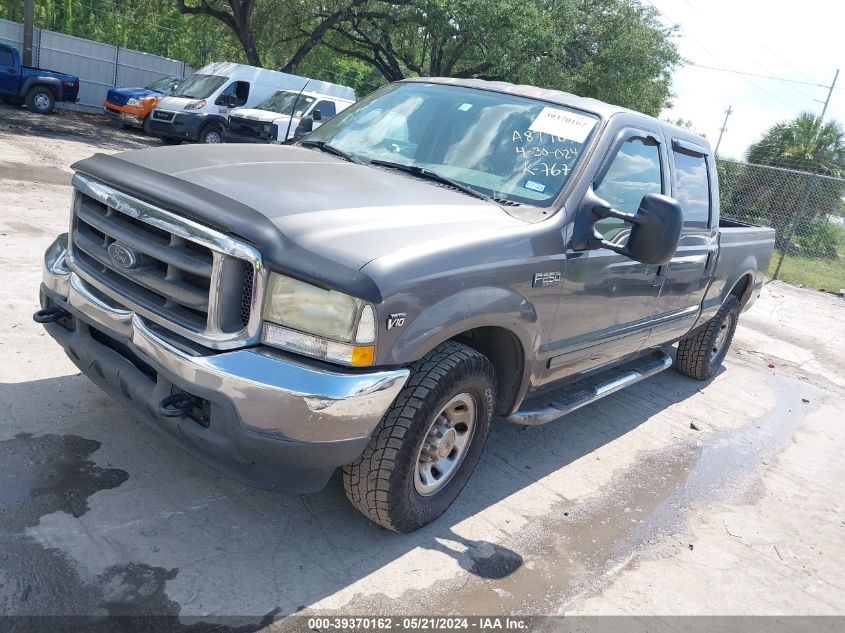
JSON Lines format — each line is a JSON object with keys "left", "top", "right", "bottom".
{"left": 675, "top": 295, "right": 740, "bottom": 381}
{"left": 343, "top": 341, "right": 496, "bottom": 532}
{"left": 199, "top": 124, "right": 223, "bottom": 144}
{"left": 25, "top": 86, "right": 55, "bottom": 114}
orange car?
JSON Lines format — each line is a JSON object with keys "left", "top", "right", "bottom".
{"left": 102, "top": 76, "right": 182, "bottom": 129}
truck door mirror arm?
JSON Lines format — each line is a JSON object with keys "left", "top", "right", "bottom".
{"left": 571, "top": 188, "right": 684, "bottom": 265}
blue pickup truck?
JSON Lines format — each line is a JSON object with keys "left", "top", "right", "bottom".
{"left": 0, "top": 43, "right": 79, "bottom": 114}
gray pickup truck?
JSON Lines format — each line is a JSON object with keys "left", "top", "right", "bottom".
{"left": 35, "top": 78, "right": 775, "bottom": 532}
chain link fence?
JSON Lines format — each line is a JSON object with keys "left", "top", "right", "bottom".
{"left": 717, "top": 159, "right": 845, "bottom": 292}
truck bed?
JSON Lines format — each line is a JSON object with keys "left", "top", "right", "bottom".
{"left": 702, "top": 218, "right": 776, "bottom": 319}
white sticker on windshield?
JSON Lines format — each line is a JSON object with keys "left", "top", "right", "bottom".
{"left": 458, "top": 103, "right": 473, "bottom": 111}
{"left": 528, "top": 107, "right": 595, "bottom": 143}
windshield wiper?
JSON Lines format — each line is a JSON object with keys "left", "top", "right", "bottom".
{"left": 299, "top": 140, "right": 364, "bottom": 165}
{"left": 369, "top": 159, "right": 492, "bottom": 202}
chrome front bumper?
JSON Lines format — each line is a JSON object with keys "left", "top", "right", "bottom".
{"left": 40, "top": 234, "right": 409, "bottom": 491}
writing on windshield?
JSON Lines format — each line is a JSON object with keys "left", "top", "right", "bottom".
{"left": 305, "top": 83, "right": 598, "bottom": 206}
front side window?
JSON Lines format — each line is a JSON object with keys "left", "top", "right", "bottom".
{"left": 672, "top": 149, "right": 711, "bottom": 227}
{"left": 219, "top": 81, "right": 249, "bottom": 106}
{"left": 594, "top": 137, "right": 662, "bottom": 243}
{"left": 172, "top": 74, "right": 227, "bottom": 99}
{"left": 312, "top": 100, "right": 337, "bottom": 119}
{"left": 305, "top": 82, "right": 599, "bottom": 206}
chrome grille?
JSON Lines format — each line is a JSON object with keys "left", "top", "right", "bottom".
{"left": 68, "top": 174, "right": 264, "bottom": 350}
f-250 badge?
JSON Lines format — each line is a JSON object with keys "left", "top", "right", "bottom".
{"left": 387, "top": 313, "right": 406, "bottom": 329}
{"left": 533, "top": 272, "right": 561, "bottom": 287}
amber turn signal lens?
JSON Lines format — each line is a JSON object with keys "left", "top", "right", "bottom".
{"left": 350, "top": 345, "right": 375, "bottom": 367}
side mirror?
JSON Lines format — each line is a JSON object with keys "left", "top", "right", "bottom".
{"left": 572, "top": 191, "right": 683, "bottom": 265}
{"left": 217, "top": 93, "right": 238, "bottom": 108}
{"left": 292, "top": 115, "right": 314, "bottom": 141}
{"left": 312, "top": 109, "right": 322, "bottom": 121}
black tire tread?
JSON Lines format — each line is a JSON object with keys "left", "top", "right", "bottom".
{"left": 343, "top": 341, "right": 495, "bottom": 532}
{"left": 25, "top": 86, "right": 55, "bottom": 114}
{"left": 675, "top": 295, "right": 740, "bottom": 380}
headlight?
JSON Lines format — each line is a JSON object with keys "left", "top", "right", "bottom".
{"left": 261, "top": 273, "right": 377, "bottom": 366}
{"left": 184, "top": 99, "right": 206, "bottom": 111}
{"left": 126, "top": 98, "right": 143, "bottom": 107}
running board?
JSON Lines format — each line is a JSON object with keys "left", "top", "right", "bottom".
{"left": 506, "top": 349, "right": 673, "bottom": 426}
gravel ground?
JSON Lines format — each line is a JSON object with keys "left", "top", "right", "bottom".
{"left": 1, "top": 105, "right": 843, "bottom": 629}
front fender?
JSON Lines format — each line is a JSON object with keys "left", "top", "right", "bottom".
{"left": 382, "top": 286, "right": 539, "bottom": 366}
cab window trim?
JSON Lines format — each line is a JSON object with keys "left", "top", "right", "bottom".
{"left": 669, "top": 137, "right": 712, "bottom": 230}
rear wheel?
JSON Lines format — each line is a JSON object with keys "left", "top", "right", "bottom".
{"left": 675, "top": 295, "right": 740, "bottom": 380}
{"left": 25, "top": 86, "right": 55, "bottom": 114}
{"left": 343, "top": 341, "right": 496, "bottom": 532}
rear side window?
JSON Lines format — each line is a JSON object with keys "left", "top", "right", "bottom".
{"left": 0, "top": 47, "right": 14, "bottom": 67}
{"left": 672, "top": 149, "right": 711, "bottom": 227}
{"left": 313, "top": 100, "right": 337, "bottom": 119}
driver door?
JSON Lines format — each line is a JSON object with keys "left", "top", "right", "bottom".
{"left": 542, "top": 127, "right": 669, "bottom": 382}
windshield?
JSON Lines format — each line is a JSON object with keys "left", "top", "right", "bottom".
{"left": 172, "top": 74, "right": 226, "bottom": 99}
{"left": 146, "top": 76, "right": 179, "bottom": 93}
{"left": 305, "top": 82, "right": 599, "bottom": 206}
{"left": 257, "top": 90, "right": 315, "bottom": 116}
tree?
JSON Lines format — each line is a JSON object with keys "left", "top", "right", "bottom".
{"left": 175, "top": 0, "right": 261, "bottom": 66}
{"left": 321, "top": 0, "right": 679, "bottom": 115}
{"left": 727, "top": 113, "right": 845, "bottom": 252}
{"left": 747, "top": 112, "right": 845, "bottom": 177}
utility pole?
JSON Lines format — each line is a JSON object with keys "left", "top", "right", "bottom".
{"left": 22, "top": 0, "right": 34, "bottom": 66}
{"left": 772, "top": 69, "right": 840, "bottom": 281}
{"left": 818, "top": 69, "right": 839, "bottom": 123}
{"left": 714, "top": 105, "right": 732, "bottom": 157}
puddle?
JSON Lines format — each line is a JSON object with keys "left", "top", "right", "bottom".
{"left": 492, "top": 370, "right": 820, "bottom": 613}
{"left": 0, "top": 432, "right": 275, "bottom": 629}
{"left": 0, "top": 433, "right": 128, "bottom": 530}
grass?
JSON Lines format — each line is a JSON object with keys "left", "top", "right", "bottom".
{"left": 768, "top": 252, "right": 845, "bottom": 291}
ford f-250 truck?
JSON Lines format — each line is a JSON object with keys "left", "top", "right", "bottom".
{"left": 0, "top": 43, "right": 79, "bottom": 114}
{"left": 34, "top": 78, "right": 775, "bottom": 532}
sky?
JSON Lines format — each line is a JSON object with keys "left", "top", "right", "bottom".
{"left": 648, "top": 0, "right": 844, "bottom": 160}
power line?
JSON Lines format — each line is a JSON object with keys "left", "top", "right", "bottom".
{"left": 686, "top": 62, "right": 831, "bottom": 88}
{"left": 681, "top": 0, "right": 819, "bottom": 85}
{"left": 650, "top": 4, "right": 811, "bottom": 111}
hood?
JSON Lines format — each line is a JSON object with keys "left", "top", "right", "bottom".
{"left": 99, "top": 144, "right": 524, "bottom": 271}
{"left": 230, "top": 108, "right": 291, "bottom": 125}
{"left": 155, "top": 95, "right": 204, "bottom": 111}
{"left": 106, "top": 86, "right": 161, "bottom": 106}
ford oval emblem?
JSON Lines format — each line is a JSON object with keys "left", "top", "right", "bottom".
{"left": 107, "top": 243, "right": 138, "bottom": 269}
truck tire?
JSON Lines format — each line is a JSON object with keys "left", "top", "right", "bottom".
{"left": 25, "top": 86, "right": 56, "bottom": 114}
{"left": 343, "top": 341, "right": 496, "bottom": 532}
{"left": 199, "top": 124, "right": 223, "bottom": 144}
{"left": 675, "top": 295, "right": 740, "bottom": 381}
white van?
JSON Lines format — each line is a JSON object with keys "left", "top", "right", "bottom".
{"left": 223, "top": 88, "right": 355, "bottom": 144}
{"left": 147, "top": 62, "right": 355, "bottom": 144}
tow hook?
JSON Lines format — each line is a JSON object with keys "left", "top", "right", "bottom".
{"left": 158, "top": 393, "right": 203, "bottom": 418}
{"left": 32, "top": 306, "right": 70, "bottom": 323}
